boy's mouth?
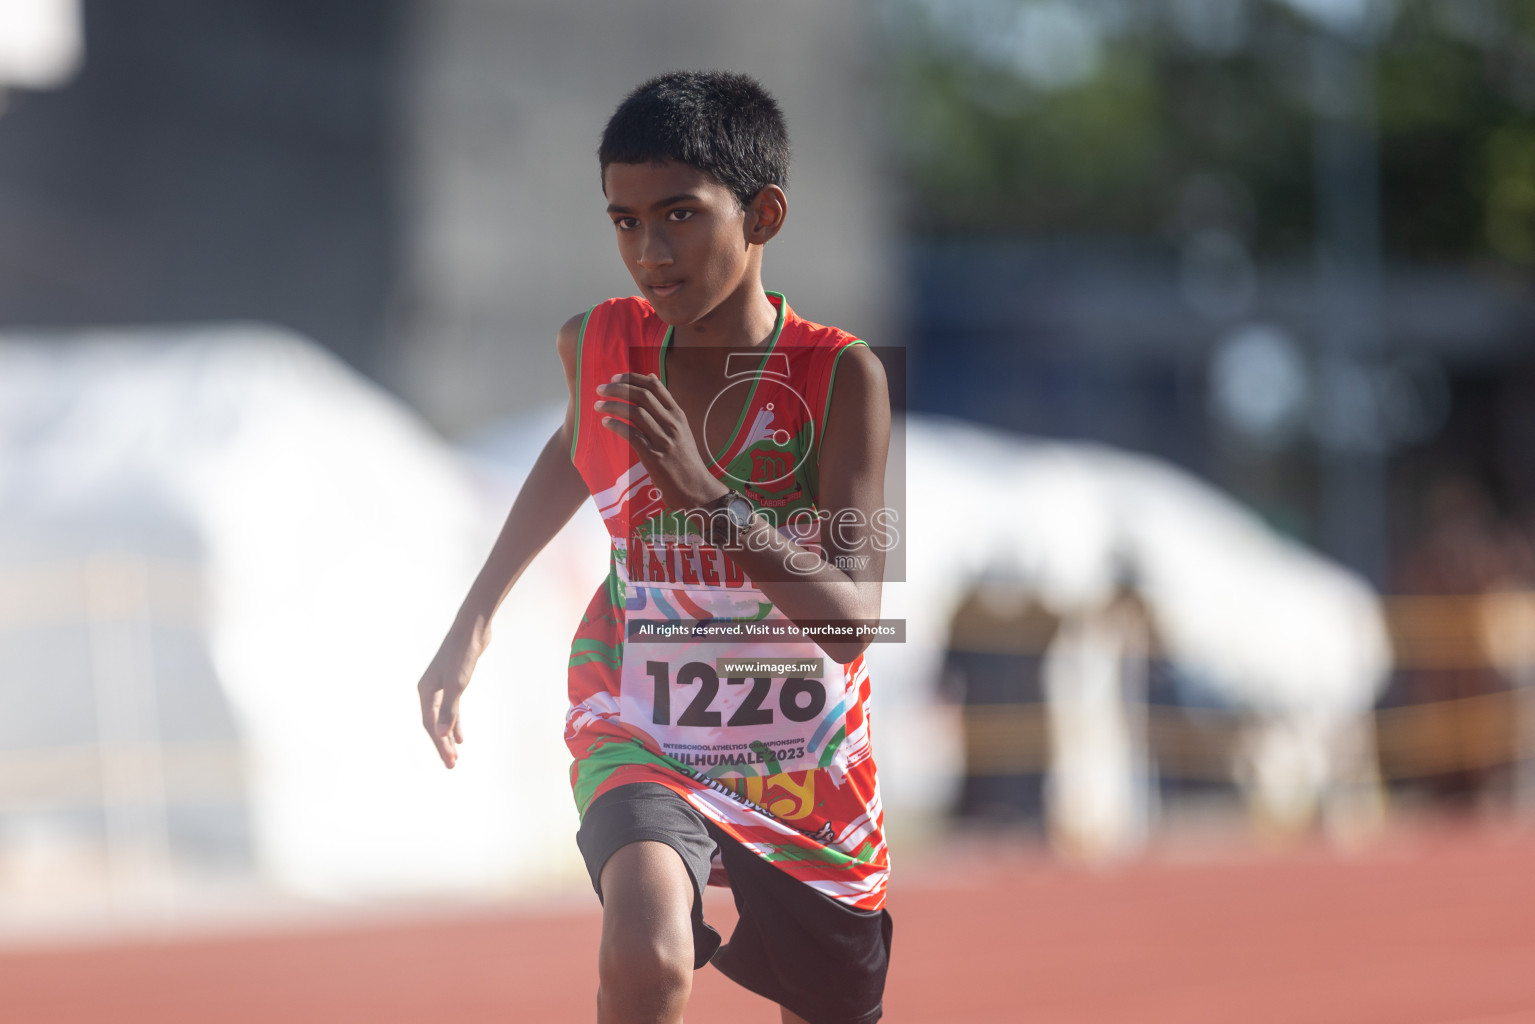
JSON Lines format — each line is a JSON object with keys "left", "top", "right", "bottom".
{"left": 646, "top": 281, "right": 683, "bottom": 299}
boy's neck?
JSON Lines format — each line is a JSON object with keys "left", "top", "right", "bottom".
{"left": 669, "top": 278, "right": 780, "bottom": 350}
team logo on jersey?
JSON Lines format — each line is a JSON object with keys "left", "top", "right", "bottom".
{"left": 751, "top": 447, "right": 795, "bottom": 488}
{"left": 746, "top": 443, "right": 804, "bottom": 507}
{"left": 708, "top": 351, "right": 815, "bottom": 492}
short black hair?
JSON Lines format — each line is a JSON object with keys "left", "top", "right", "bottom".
{"left": 599, "top": 70, "right": 790, "bottom": 209}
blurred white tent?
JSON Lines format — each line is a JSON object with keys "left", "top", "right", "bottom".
{"left": 0, "top": 324, "right": 604, "bottom": 911}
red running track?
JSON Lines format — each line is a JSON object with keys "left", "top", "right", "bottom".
{"left": 3, "top": 820, "right": 1533, "bottom": 1023}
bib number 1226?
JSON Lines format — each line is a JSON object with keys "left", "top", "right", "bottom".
{"left": 647, "top": 660, "right": 827, "bottom": 728}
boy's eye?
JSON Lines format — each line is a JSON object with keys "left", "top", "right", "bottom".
{"left": 666, "top": 209, "right": 694, "bottom": 222}
{"left": 613, "top": 216, "right": 639, "bottom": 230}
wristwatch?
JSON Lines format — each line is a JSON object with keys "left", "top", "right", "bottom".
{"left": 702, "top": 488, "right": 758, "bottom": 547}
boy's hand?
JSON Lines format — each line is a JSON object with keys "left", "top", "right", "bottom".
{"left": 595, "top": 372, "right": 728, "bottom": 510}
{"left": 417, "top": 630, "right": 483, "bottom": 769}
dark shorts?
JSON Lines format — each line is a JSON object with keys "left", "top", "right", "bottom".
{"left": 575, "top": 781, "right": 893, "bottom": 1024}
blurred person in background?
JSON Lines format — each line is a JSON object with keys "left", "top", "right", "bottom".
{"left": 1395, "top": 475, "right": 1535, "bottom": 806}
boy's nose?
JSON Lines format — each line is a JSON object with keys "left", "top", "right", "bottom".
{"left": 637, "top": 226, "right": 673, "bottom": 269}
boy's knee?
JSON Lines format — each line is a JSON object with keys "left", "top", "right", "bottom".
{"left": 596, "top": 841, "right": 697, "bottom": 1022}
{"left": 598, "top": 929, "right": 692, "bottom": 1022}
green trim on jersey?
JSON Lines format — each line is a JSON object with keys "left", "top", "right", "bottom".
{"left": 816, "top": 338, "right": 869, "bottom": 467}
{"left": 569, "top": 305, "right": 596, "bottom": 462}
{"left": 655, "top": 324, "right": 675, "bottom": 383}
{"left": 659, "top": 291, "right": 789, "bottom": 466}
{"left": 569, "top": 637, "right": 621, "bottom": 671}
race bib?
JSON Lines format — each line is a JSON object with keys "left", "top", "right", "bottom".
{"left": 618, "top": 608, "right": 847, "bottom": 778}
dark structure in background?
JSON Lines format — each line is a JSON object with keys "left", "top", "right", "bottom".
{"left": 0, "top": 0, "right": 404, "bottom": 374}
{"left": 888, "top": 0, "right": 1535, "bottom": 578}
{"left": 906, "top": 241, "right": 1535, "bottom": 536}
{"left": 890, "top": 0, "right": 1535, "bottom": 820}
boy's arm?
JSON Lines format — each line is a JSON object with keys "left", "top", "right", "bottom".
{"left": 418, "top": 312, "right": 592, "bottom": 769}
{"left": 730, "top": 343, "right": 890, "bottom": 663}
{"left": 595, "top": 344, "right": 891, "bottom": 664}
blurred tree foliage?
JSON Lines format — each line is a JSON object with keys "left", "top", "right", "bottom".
{"left": 879, "top": 0, "right": 1535, "bottom": 264}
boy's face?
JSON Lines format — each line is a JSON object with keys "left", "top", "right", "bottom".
{"left": 603, "top": 160, "right": 768, "bottom": 326}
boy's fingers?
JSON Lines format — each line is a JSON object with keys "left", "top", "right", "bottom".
{"left": 418, "top": 679, "right": 465, "bottom": 767}
{"left": 434, "top": 731, "right": 457, "bottom": 768}
{"left": 599, "top": 382, "right": 667, "bottom": 424}
{"left": 435, "top": 695, "right": 458, "bottom": 736}
{"left": 626, "top": 405, "right": 669, "bottom": 447}
{"left": 613, "top": 373, "right": 682, "bottom": 413}
{"left": 595, "top": 380, "right": 642, "bottom": 401}
{"left": 601, "top": 415, "right": 657, "bottom": 455}
{"left": 419, "top": 685, "right": 442, "bottom": 733}
{"left": 420, "top": 694, "right": 454, "bottom": 767}
{"left": 595, "top": 386, "right": 672, "bottom": 447}
{"left": 435, "top": 707, "right": 459, "bottom": 767}
{"left": 644, "top": 375, "right": 683, "bottom": 414}
{"left": 594, "top": 398, "right": 670, "bottom": 444}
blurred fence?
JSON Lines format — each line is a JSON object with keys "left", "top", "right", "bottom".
{"left": 949, "top": 588, "right": 1535, "bottom": 787}
{"left": 0, "top": 556, "right": 245, "bottom": 920}
{"left": 961, "top": 690, "right": 1535, "bottom": 781}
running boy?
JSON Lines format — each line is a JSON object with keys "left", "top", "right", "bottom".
{"left": 417, "top": 70, "right": 893, "bottom": 1024}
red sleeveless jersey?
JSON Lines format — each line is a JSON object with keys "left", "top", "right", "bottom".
{"left": 564, "top": 291, "right": 889, "bottom": 909}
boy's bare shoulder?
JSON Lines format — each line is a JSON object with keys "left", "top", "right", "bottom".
{"left": 818, "top": 338, "right": 888, "bottom": 426}
{"left": 556, "top": 311, "right": 586, "bottom": 364}
{"left": 835, "top": 341, "right": 887, "bottom": 394}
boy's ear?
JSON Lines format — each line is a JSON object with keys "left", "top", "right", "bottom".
{"left": 745, "top": 185, "right": 788, "bottom": 245}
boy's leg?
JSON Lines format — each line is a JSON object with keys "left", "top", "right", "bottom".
{"left": 596, "top": 840, "right": 696, "bottom": 1024}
